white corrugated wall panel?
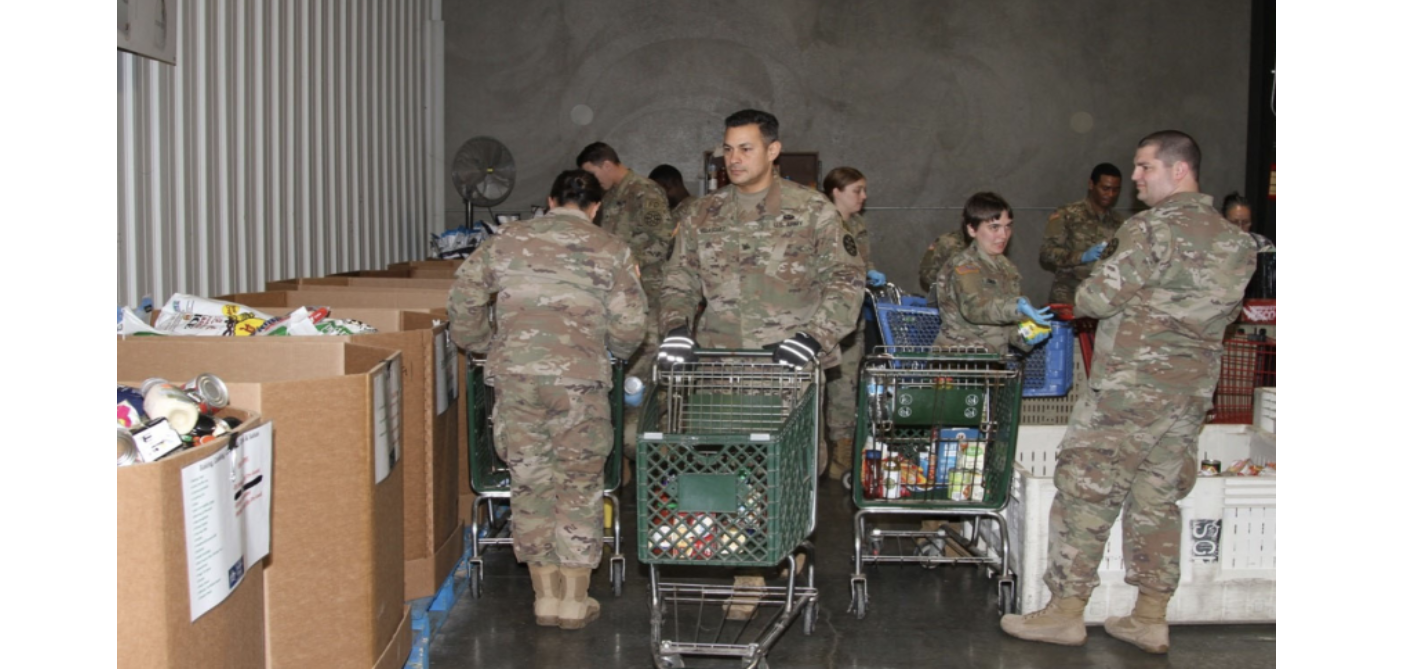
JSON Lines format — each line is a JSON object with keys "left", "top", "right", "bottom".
{"left": 117, "top": 0, "right": 444, "bottom": 307}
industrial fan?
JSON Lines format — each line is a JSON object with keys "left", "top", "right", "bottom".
{"left": 451, "top": 136, "right": 516, "bottom": 228}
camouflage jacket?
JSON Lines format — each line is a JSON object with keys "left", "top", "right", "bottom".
{"left": 447, "top": 208, "right": 648, "bottom": 385}
{"left": 1039, "top": 199, "right": 1124, "bottom": 303}
{"left": 660, "top": 175, "right": 866, "bottom": 358}
{"left": 931, "top": 241, "right": 1031, "bottom": 354}
{"left": 599, "top": 170, "right": 673, "bottom": 292}
{"left": 842, "top": 213, "right": 874, "bottom": 270}
{"left": 918, "top": 229, "right": 969, "bottom": 293}
{"left": 665, "top": 195, "right": 699, "bottom": 262}
{"left": 1078, "top": 192, "right": 1257, "bottom": 396}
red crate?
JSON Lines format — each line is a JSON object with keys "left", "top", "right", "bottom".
{"left": 1208, "top": 337, "right": 1276, "bottom": 423}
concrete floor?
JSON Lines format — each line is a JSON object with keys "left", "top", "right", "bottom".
{"left": 430, "top": 480, "right": 1276, "bottom": 668}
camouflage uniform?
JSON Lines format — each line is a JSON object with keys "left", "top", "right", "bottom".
{"left": 1046, "top": 192, "right": 1257, "bottom": 600}
{"left": 660, "top": 175, "right": 866, "bottom": 363}
{"left": 447, "top": 207, "right": 647, "bottom": 568}
{"left": 1039, "top": 199, "right": 1125, "bottom": 305}
{"left": 600, "top": 171, "right": 672, "bottom": 448}
{"left": 918, "top": 229, "right": 969, "bottom": 299}
{"left": 931, "top": 241, "right": 1036, "bottom": 355}
{"left": 825, "top": 213, "right": 872, "bottom": 473}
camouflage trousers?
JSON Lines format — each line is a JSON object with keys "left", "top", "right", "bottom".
{"left": 1045, "top": 387, "right": 1206, "bottom": 600}
{"left": 1047, "top": 274, "right": 1083, "bottom": 306}
{"left": 824, "top": 319, "right": 866, "bottom": 475}
{"left": 492, "top": 375, "right": 612, "bottom": 569}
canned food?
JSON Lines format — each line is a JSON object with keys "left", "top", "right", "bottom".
{"left": 883, "top": 460, "right": 902, "bottom": 500}
{"left": 117, "top": 427, "right": 141, "bottom": 467}
{"left": 184, "top": 373, "right": 230, "bottom": 415}
{"left": 141, "top": 379, "right": 200, "bottom": 435}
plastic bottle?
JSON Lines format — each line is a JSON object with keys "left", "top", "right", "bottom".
{"left": 140, "top": 378, "right": 200, "bottom": 435}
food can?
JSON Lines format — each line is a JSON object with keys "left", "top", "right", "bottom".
{"left": 117, "top": 427, "right": 141, "bottom": 467}
{"left": 184, "top": 373, "right": 230, "bottom": 414}
{"left": 883, "top": 461, "right": 902, "bottom": 500}
{"left": 1200, "top": 459, "right": 1222, "bottom": 477}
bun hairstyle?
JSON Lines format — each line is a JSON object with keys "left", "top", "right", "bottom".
{"left": 550, "top": 169, "right": 605, "bottom": 209}
{"left": 821, "top": 166, "right": 866, "bottom": 202}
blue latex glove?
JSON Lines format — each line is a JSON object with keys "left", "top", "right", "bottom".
{"left": 866, "top": 270, "right": 887, "bottom": 288}
{"left": 1016, "top": 297, "right": 1054, "bottom": 326}
{"left": 1081, "top": 241, "right": 1108, "bottom": 264}
{"left": 1024, "top": 329, "right": 1051, "bottom": 347}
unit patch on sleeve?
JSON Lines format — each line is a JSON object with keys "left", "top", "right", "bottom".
{"left": 843, "top": 234, "right": 858, "bottom": 257}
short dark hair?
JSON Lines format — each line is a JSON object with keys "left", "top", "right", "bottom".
{"left": 1090, "top": 162, "right": 1122, "bottom": 183}
{"left": 1138, "top": 130, "right": 1202, "bottom": 179}
{"left": 961, "top": 192, "right": 1013, "bottom": 239}
{"left": 549, "top": 169, "right": 605, "bottom": 209}
{"left": 724, "top": 109, "right": 779, "bottom": 145}
{"left": 575, "top": 142, "right": 620, "bottom": 167}
{"left": 649, "top": 164, "right": 690, "bottom": 209}
{"left": 821, "top": 166, "right": 866, "bottom": 201}
{"left": 1221, "top": 192, "right": 1250, "bottom": 215}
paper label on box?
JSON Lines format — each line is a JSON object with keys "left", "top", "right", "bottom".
{"left": 435, "top": 331, "right": 449, "bottom": 415}
{"left": 387, "top": 356, "right": 402, "bottom": 465}
{"left": 180, "top": 421, "right": 274, "bottom": 622}
{"left": 373, "top": 367, "right": 392, "bottom": 484}
{"left": 132, "top": 418, "right": 184, "bottom": 462}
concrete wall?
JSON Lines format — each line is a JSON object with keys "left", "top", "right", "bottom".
{"left": 445, "top": 0, "right": 1251, "bottom": 303}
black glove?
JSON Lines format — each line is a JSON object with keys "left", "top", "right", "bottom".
{"left": 656, "top": 326, "right": 698, "bottom": 369}
{"left": 771, "top": 332, "right": 822, "bottom": 370}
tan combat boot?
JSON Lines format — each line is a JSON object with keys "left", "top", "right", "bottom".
{"left": 1104, "top": 590, "right": 1171, "bottom": 654}
{"left": 528, "top": 564, "right": 562, "bottom": 627}
{"left": 557, "top": 566, "right": 600, "bottom": 630}
{"left": 999, "top": 595, "right": 1088, "bottom": 646}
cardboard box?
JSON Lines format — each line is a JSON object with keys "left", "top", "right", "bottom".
{"left": 411, "top": 268, "right": 458, "bottom": 279}
{"left": 117, "top": 410, "right": 267, "bottom": 669}
{"left": 218, "top": 288, "right": 451, "bottom": 311}
{"left": 244, "top": 307, "right": 464, "bottom": 600}
{"left": 267, "top": 277, "right": 455, "bottom": 291}
{"left": 411, "top": 259, "right": 466, "bottom": 270}
{"left": 424, "top": 308, "right": 475, "bottom": 526}
{"left": 117, "top": 340, "right": 406, "bottom": 669}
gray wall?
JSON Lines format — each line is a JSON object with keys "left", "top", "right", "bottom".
{"left": 445, "top": 0, "right": 1251, "bottom": 303}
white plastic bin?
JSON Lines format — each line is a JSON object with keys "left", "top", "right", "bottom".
{"left": 998, "top": 424, "right": 1275, "bottom": 624}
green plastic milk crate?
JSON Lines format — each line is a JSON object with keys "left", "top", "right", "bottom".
{"left": 635, "top": 382, "right": 816, "bottom": 567}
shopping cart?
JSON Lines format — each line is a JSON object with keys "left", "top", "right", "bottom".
{"left": 847, "top": 346, "right": 1023, "bottom": 619}
{"left": 636, "top": 350, "right": 820, "bottom": 669}
{"left": 465, "top": 358, "right": 627, "bottom": 598}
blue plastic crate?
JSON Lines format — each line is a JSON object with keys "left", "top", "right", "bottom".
{"left": 873, "top": 303, "right": 942, "bottom": 347}
{"left": 1021, "top": 321, "right": 1074, "bottom": 397}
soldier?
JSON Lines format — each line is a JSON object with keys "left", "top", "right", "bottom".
{"left": 657, "top": 109, "right": 865, "bottom": 373}
{"left": 649, "top": 163, "right": 697, "bottom": 213}
{"left": 447, "top": 169, "right": 647, "bottom": 631}
{"left": 917, "top": 228, "right": 969, "bottom": 300}
{"left": 1000, "top": 131, "right": 1257, "bottom": 653}
{"left": 932, "top": 192, "right": 1054, "bottom": 355}
{"left": 577, "top": 143, "right": 673, "bottom": 458}
{"left": 820, "top": 166, "right": 883, "bottom": 481}
{"left": 1221, "top": 192, "right": 1275, "bottom": 251}
{"left": 657, "top": 109, "right": 865, "bottom": 604}
{"left": 1039, "top": 163, "right": 1126, "bottom": 304}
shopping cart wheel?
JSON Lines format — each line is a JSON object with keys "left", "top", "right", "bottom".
{"left": 469, "top": 559, "right": 484, "bottom": 599}
{"left": 848, "top": 575, "right": 869, "bottom": 619}
{"left": 997, "top": 576, "right": 1017, "bottom": 615}
{"left": 840, "top": 472, "right": 852, "bottom": 490}
{"left": 658, "top": 654, "right": 684, "bottom": 669}
{"left": 610, "top": 555, "right": 625, "bottom": 597}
